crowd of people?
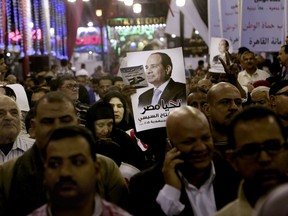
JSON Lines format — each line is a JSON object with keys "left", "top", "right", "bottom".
{"left": 0, "top": 42, "right": 288, "bottom": 216}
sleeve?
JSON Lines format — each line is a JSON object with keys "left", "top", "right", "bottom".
{"left": 96, "top": 154, "right": 130, "bottom": 210}
{"left": 156, "top": 184, "right": 185, "bottom": 216}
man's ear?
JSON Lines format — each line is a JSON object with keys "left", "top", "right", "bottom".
{"left": 30, "top": 118, "right": 36, "bottom": 130}
{"left": 202, "top": 103, "right": 210, "bottom": 118}
{"left": 270, "top": 95, "right": 276, "bottom": 107}
{"left": 166, "top": 65, "right": 172, "bottom": 76}
{"left": 94, "top": 158, "right": 101, "bottom": 179}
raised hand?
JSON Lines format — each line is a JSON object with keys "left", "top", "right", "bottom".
{"left": 219, "top": 51, "right": 241, "bottom": 84}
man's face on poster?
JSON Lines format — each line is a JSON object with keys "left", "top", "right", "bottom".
{"left": 145, "top": 54, "right": 171, "bottom": 88}
{"left": 218, "top": 40, "right": 229, "bottom": 54}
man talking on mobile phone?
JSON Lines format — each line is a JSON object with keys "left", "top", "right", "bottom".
{"left": 129, "top": 106, "right": 240, "bottom": 216}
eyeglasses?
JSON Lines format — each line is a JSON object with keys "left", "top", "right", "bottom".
{"left": 275, "top": 91, "right": 288, "bottom": 97}
{"left": 232, "top": 140, "right": 287, "bottom": 160}
{"left": 62, "top": 84, "right": 79, "bottom": 90}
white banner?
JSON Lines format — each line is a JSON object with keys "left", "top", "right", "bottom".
{"left": 208, "top": 0, "right": 221, "bottom": 42}
{"left": 240, "top": 0, "right": 285, "bottom": 52}
{"left": 219, "top": 0, "right": 239, "bottom": 52}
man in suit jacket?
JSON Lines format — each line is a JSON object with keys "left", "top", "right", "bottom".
{"left": 129, "top": 106, "right": 240, "bottom": 216}
{"left": 138, "top": 52, "right": 186, "bottom": 108}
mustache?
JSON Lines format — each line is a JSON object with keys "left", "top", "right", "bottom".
{"left": 181, "top": 148, "right": 213, "bottom": 160}
{"left": 54, "top": 177, "right": 78, "bottom": 188}
{"left": 2, "top": 120, "right": 18, "bottom": 127}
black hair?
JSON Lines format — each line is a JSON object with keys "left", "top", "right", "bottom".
{"left": 227, "top": 106, "right": 287, "bottom": 149}
{"left": 25, "top": 107, "right": 36, "bottom": 133}
{"left": 43, "top": 125, "right": 97, "bottom": 161}
{"left": 54, "top": 75, "right": 76, "bottom": 90}
{"left": 281, "top": 44, "right": 288, "bottom": 54}
{"left": 151, "top": 52, "right": 173, "bottom": 72}
{"left": 34, "top": 91, "right": 77, "bottom": 116}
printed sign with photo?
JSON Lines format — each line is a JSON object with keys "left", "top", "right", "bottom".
{"left": 126, "top": 47, "right": 187, "bottom": 132}
{"left": 209, "top": 37, "right": 233, "bottom": 73}
{"left": 120, "top": 65, "right": 148, "bottom": 88}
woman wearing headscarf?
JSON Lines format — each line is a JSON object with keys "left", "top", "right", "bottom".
{"left": 86, "top": 101, "right": 145, "bottom": 170}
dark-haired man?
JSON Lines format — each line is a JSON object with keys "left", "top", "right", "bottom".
{"left": 278, "top": 45, "right": 288, "bottom": 80}
{"left": 138, "top": 52, "right": 186, "bottom": 108}
{"left": 28, "top": 126, "right": 131, "bottom": 216}
{"left": 0, "top": 92, "right": 129, "bottom": 215}
{"left": 269, "top": 80, "right": 288, "bottom": 135}
{"left": 215, "top": 106, "right": 288, "bottom": 216}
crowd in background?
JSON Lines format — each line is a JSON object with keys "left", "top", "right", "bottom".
{"left": 0, "top": 41, "right": 288, "bottom": 215}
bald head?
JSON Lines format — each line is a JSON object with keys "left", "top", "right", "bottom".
{"left": 207, "top": 82, "right": 241, "bottom": 104}
{"left": 167, "top": 106, "right": 209, "bottom": 139}
{"left": 166, "top": 106, "right": 214, "bottom": 171}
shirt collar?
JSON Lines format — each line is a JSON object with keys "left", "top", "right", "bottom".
{"left": 180, "top": 161, "right": 216, "bottom": 190}
{"left": 154, "top": 78, "right": 170, "bottom": 92}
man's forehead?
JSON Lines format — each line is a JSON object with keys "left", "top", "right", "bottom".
{"left": 63, "top": 79, "right": 76, "bottom": 84}
{"left": 47, "top": 138, "right": 90, "bottom": 157}
{"left": 0, "top": 96, "right": 17, "bottom": 108}
{"left": 147, "top": 54, "right": 161, "bottom": 63}
{"left": 36, "top": 101, "right": 75, "bottom": 115}
{"left": 99, "top": 80, "right": 112, "bottom": 85}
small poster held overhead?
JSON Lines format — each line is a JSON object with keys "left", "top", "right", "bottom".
{"left": 209, "top": 37, "right": 233, "bottom": 73}
{"left": 126, "top": 47, "right": 187, "bottom": 132}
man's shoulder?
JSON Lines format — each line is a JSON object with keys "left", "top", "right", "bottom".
{"left": 167, "top": 79, "right": 185, "bottom": 88}
{"left": 102, "top": 199, "right": 132, "bottom": 216}
{"left": 130, "top": 163, "right": 163, "bottom": 188}
{"left": 256, "top": 68, "right": 271, "bottom": 76}
{"left": 15, "top": 135, "right": 35, "bottom": 151}
{"left": 214, "top": 199, "right": 240, "bottom": 216}
{"left": 27, "top": 204, "right": 47, "bottom": 216}
{"left": 139, "top": 88, "right": 153, "bottom": 97}
{"left": 238, "top": 70, "right": 247, "bottom": 76}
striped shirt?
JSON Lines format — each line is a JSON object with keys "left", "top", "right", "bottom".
{"left": 28, "top": 195, "right": 132, "bottom": 216}
{"left": 0, "top": 135, "right": 34, "bottom": 164}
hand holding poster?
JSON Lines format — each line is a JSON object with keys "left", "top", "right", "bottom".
{"left": 126, "top": 47, "right": 187, "bottom": 132}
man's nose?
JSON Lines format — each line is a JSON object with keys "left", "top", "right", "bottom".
{"left": 229, "top": 101, "right": 239, "bottom": 110}
{"left": 258, "top": 150, "right": 272, "bottom": 166}
{"left": 60, "top": 161, "right": 73, "bottom": 176}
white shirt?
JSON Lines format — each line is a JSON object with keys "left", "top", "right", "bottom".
{"left": 156, "top": 162, "right": 217, "bottom": 216}
{"left": 0, "top": 135, "right": 34, "bottom": 164}
{"left": 237, "top": 69, "right": 271, "bottom": 86}
{"left": 153, "top": 79, "right": 170, "bottom": 103}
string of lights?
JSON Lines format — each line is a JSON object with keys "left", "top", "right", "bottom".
{"left": 0, "top": 0, "right": 4, "bottom": 49}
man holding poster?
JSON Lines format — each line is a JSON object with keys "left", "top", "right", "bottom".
{"left": 138, "top": 52, "right": 186, "bottom": 108}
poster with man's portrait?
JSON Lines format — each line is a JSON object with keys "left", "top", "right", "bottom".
{"left": 209, "top": 37, "right": 233, "bottom": 73}
{"left": 125, "top": 47, "right": 187, "bottom": 132}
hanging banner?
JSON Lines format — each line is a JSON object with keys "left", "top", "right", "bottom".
{"left": 208, "top": 0, "right": 221, "bottom": 41}
{"left": 219, "top": 0, "right": 239, "bottom": 51}
{"left": 240, "top": 0, "right": 284, "bottom": 52}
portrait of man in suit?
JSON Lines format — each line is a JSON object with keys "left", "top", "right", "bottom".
{"left": 138, "top": 52, "right": 186, "bottom": 108}
{"left": 212, "top": 39, "right": 230, "bottom": 65}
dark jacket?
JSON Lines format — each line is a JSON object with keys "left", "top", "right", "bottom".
{"left": 129, "top": 154, "right": 240, "bottom": 216}
{"left": 138, "top": 79, "right": 186, "bottom": 108}
{"left": 0, "top": 144, "right": 129, "bottom": 216}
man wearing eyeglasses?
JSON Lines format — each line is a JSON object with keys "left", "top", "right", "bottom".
{"left": 215, "top": 106, "right": 288, "bottom": 216}
{"left": 269, "top": 80, "right": 288, "bottom": 136}
{"left": 54, "top": 75, "right": 89, "bottom": 126}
